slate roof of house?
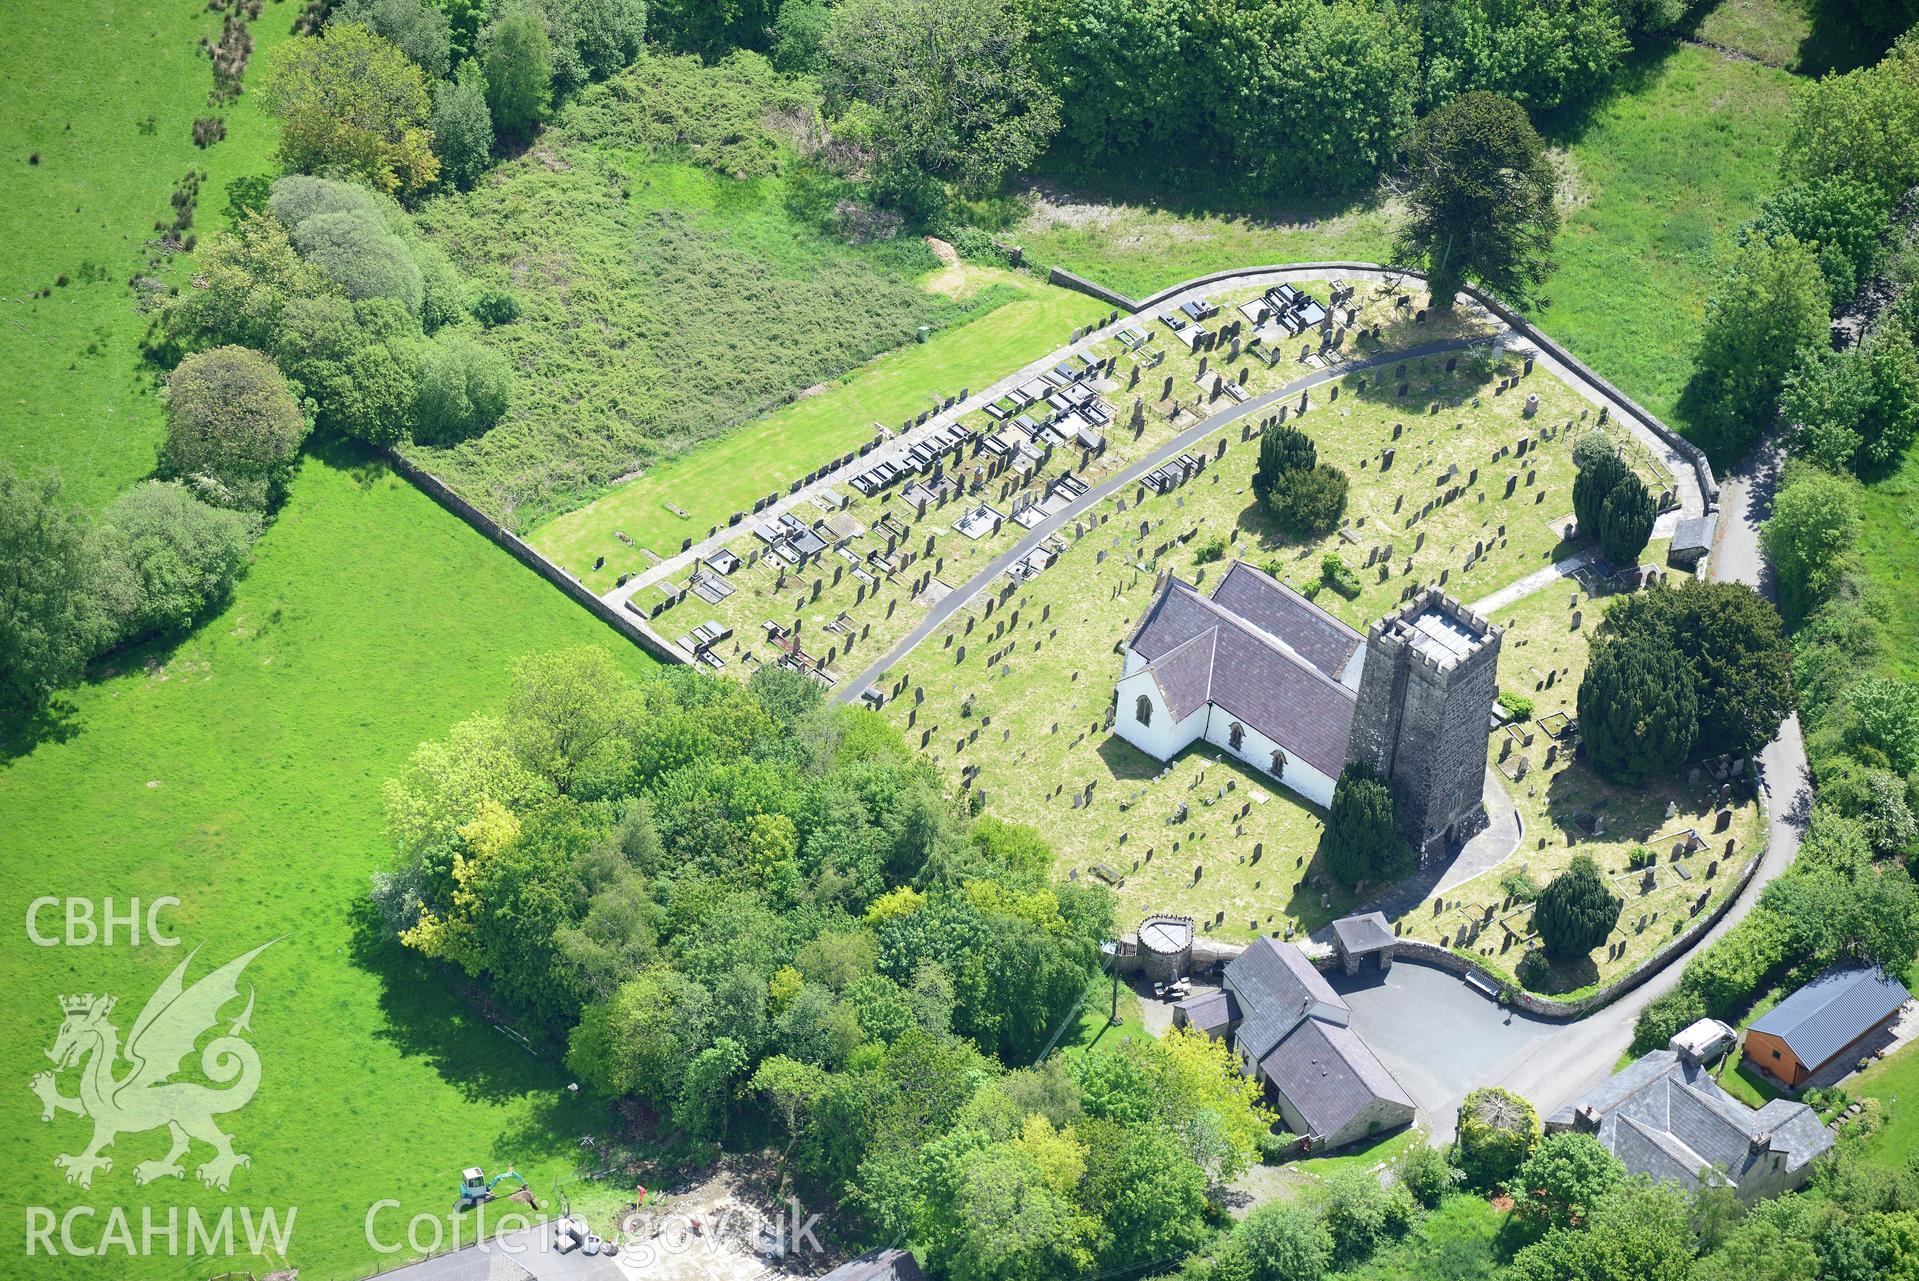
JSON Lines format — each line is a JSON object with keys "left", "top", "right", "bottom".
{"left": 1751, "top": 966, "right": 1911, "bottom": 1069}
{"left": 1174, "top": 989, "right": 1239, "bottom": 1036}
{"left": 819, "top": 1249, "right": 926, "bottom": 1281}
{"left": 1223, "top": 937, "right": 1348, "bottom": 1061}
{"left": 1331, "top": 912, "right": 1395, "bottom": 957}
{"left": 1671, "top": 513, "right": 1717, "bottom": 554}
{"left": 1548, "top": 1051, "right": 1831, "bottom": 1193}
{"left": 1126, "top": 566, "right": 1361, "bottom": 777}
{"left": 1257, "top": 1017, "right": 1414, "bottom": 1142}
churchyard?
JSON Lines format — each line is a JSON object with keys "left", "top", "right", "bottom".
{"left": 857, "top": 341, "right": 1738, "bottom": 978}
{"left": 638, "top": 274, "right": 1502, "bottom": 682}
{"left": 630, "top": 264, "right": 1751, "bottom": 993}
{"left": 1391, "top": 576, "right": 1765, "bottom": 997}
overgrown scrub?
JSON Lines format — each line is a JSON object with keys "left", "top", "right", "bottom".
{"left": 408, "top": 51, "right": 1019, "bottom": 527}
{"left": 371, "top": 653, "right": 1278, "bottom": 1266}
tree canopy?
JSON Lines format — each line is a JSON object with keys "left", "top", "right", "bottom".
{"left": 266, "top": 22, "right": 439, "bottom": 196}
{"left": 1533, "top": 856, "right": 1622, "bottom": 960}
{"left": 1318, "top": 761, "right": 1405, "bottom": 890}
{"left": 1396, "top": 91, "right": 1559, "bottom": 310}
{"left": 1763, "top": 464, "right": 1862, "bottom": 624}
{"left": 822, "top": 0, "right": 1058, "bottom": 213}
{"left": 1454, "top": 1086, "right": 1540, "bottom": 1191}
{"left": 1683, "top": 233, "right": 1831, "bottom": 464}
{"left": 483, "top": 0, "right": 555, "bottom": 137}
{"left": 1578, "top": 632, "right": 1698, "bottom": 785}
{"left": 1602, "top": 580, "right": 1794, "bottom": 759}
{"left": 0, "top": 466, "right": 103, "bottom": 713}
{"left": 161, "top": 345, "right": 311, "bottom": 513}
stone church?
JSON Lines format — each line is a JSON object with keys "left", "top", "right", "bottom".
{"left": 1114, "top": 561, "right": 1501, "bottom": 854}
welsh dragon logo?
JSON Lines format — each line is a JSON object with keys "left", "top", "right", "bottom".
{"left": 31, "top": 942, "right": 272, "bottom": 1191}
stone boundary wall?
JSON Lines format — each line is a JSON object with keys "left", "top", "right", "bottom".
{"left": 1048, "top": 265, "right": 1140, "bottom": 311}
{"left": 1056, "top": 260, "right": 1721, "bottom": 512}
{"left": 382, "top": 448, "right": 687, "bottom": 667}
{"left": 1168, "top": 783, "right": 1768, "bottom": 1022}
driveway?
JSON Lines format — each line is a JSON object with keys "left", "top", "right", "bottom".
{"left": 1474, "top": 436, "right": 1811, "bottom": 1120}
{"left": 1329, "top": 961, "right": 1559, "bottom": 1143}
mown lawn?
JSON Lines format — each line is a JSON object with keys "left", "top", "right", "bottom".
{"left": 1851, "top": 1036, "right": 1919, "bottom": 1172}
{"left": 0, "top": 448, "right": 656, "bottom": 1280}
{"left": 1, "top": 0, "right": 293, "bottom": 510}
{"left": 1015, "top": 44, "right": 1795, "bottom": 439}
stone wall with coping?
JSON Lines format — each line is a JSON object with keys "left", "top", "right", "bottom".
{"left": 382, "top": 448, "right": 686, "bottom": 667}
{"left": 1053, "top": 260, "right": 1720, "bottom": 511}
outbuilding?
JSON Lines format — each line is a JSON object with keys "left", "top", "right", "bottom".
{"left": 1744, "top": 966, "right": 1911, "bottom": 1087}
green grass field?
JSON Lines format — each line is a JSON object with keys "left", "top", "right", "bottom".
{"left": 1016, "top": 44, "right": 1796, "bottom": 438}
{"left": 1012, "top": 182, "right": 1400, "bottom": 303}
{"left": 0, "top": 449, "right": 655, "bottom": 1280}
{"left": 2, "top": 0, "right": 293, "bottom": 511}
{"left": 530, "top": 264, "right": 1106, "bottom": 581}
{"left": 1856, "top": 451, "right": 1919, "bottom": 684}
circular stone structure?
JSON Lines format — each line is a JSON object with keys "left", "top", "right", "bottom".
{"left": 1138, "top": 913, "right": 1195, "bottom": 983}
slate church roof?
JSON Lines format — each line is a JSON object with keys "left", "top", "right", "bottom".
{"left": 1549, "top": 1051, "right": 1831, "bottom": 1195}
{"left": 1176, "top": 938, "right": 1412, "bottom": 1145}
{"left": 1256, "top": 1018, "right": 1415, "bottom": 1143}
{"left": 1750, "top": 966, "right": 1911, "bottom": 1069}
{"left": 1125, "top": 563, "right": 1364, "bottom": 777}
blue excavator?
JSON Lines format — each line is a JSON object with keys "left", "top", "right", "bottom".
{"left": 457, "top": 1166, "right": 528, "bottom": 1210}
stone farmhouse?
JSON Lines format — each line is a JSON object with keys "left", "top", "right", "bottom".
{"left": 1115, "top": 562, "right": 1500, "bottom": 853}
{"left": 1173, "top": 937, "right": 1415, "bottom": 1150}
{"left": 1549, "top": 1050, "right": 1832, "bottom": 1203}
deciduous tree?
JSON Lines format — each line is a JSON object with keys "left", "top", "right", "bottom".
{"left": 1683, "top": 233, "right": 1829, "bottom": 464}
{"left": 822, "top": 0, "right": 1058, "bottom": 211}
{"left": 0, "top": 466, "right": 104, "bottom": 712}
{"left": 161, "top": 345, "right": 310, "bottom": 512}
{"left": 93, "top": 482, "right": 257, "bottom": 645}
{"left": 1512, "top": 1130, "right": 1624, "bottom": 1229}
{"left": 1454, "top": 1086, "right": 1540, "bottom": 1190}
{"left": 482, "top": 0, "right": 553, "bottom": 137}
{"left": 266, "top": 22, "right": 439, "bottom": 196}
{"left": 1763, "top": 465, "right": 1861, "bottom": 623}
{"left": 431, "top": 63, "right": 495, "bottom": 191}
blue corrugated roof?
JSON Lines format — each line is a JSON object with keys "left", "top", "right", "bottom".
{"left": 1750, "top": 966, "right": 1910, "bottom": 1069}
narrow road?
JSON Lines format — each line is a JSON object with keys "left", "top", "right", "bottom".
{"left": 1479, "top": 438, "right": 1809, "bottom": 1120}
{"left": 833, "top": 334, "right": 1498, "bottom": 703}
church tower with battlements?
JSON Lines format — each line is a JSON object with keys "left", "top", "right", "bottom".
{"left": 1346, "top": 590, "right": 1502, "bottom": 860}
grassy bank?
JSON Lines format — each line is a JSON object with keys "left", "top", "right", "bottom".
{"left": 0, "top": 448, "right": 654, "bottom": 1280}
{"left": 530, "top": 263, "right": 1105, "bottom": 580}
{"left": 2, "top": 0, "right": 293, "bottom": 510}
